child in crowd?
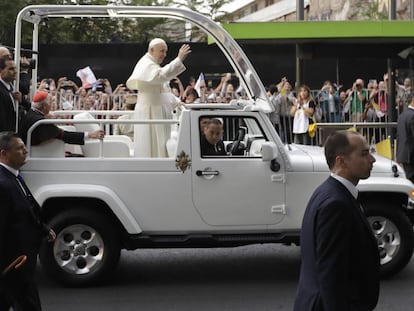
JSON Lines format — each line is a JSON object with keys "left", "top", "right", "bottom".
{"left": 200, "top": 118, "right": 226, "bottom": 156}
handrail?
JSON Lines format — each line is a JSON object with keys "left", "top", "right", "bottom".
{"left": 25, "top": 118, "right": 179, "bottom": 153}
{"left": 315, "top": 122, "right": 397, "bottom": 129}
{"left": 51, "top": 110, "right": 135, "bottom": 116}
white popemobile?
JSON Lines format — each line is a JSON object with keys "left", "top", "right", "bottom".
{"left": 14, "top": 5, "right": 414, "bottom": 286}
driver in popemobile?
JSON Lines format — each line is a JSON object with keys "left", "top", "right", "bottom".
{"left": 200, "top": 118, "right": 226, "bottom": 156}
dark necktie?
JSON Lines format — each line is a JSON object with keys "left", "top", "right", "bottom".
{"left": 8, "top": 84, "right": 16, "bottom": 112}
{"left": 356, "top": 192, "right": 364, "bottom": 213}
{"left": 16, "top": 174, "right": 29, "bottom": 196}
{"left": 16, "top": 174, "right": 35, "bottom": 206}
{"left": 356, "top": 192, "right": 374, "bottom": 234}
{"left": 16, "top": 174, "right": 42, "bottom": 221}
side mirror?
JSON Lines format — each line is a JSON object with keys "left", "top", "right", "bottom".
{"left": 261, "top": 142, "right": 279, "bottom": 161}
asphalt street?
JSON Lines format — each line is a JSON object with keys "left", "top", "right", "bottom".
{"left": 38, "top": 244, "right": 414, "bottom": 311}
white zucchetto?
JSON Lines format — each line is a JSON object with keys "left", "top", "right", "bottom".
{"left": 148, "top": 38, "right": 166, "bottom": 48}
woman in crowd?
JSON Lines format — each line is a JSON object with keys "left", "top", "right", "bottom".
{"left": 290, "top": 84, "right": 315, "bottom": 145}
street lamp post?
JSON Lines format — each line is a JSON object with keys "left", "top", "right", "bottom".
{"left": 387, "top": 0, "right": 397, "bottom": 129}
{"left": 296, "top": 0, "right": 304, "bottom": 91}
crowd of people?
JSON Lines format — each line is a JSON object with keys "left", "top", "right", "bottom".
{"left": 267, "top": 75, "right": 412, "bottom": 145}
{"left": 36, "top": 71, "right": 244, "bottom": 113}
{"left": 21, "top": 76, "right": 412, "bottom": 147}
{"left": 18, "top": 72, "right": 413, "bottom": 150}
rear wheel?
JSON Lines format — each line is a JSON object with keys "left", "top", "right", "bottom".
{"left": 365, "top": 203, "right": 414, "bottom": 278}
{"left": 39, "top": 209, "right": 121, "bottom": 286}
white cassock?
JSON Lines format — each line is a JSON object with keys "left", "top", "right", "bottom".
{"left": 126, "top": 53, "right": 185, "bottom": 157}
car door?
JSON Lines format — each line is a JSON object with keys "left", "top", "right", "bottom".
{"left": 191, "top": 112, "right": 286, "bottom": 227}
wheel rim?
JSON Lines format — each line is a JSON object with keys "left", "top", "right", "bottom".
{"left": 53, "top": 224, "right": 104, "bottom": 275}
{"left": 367, "top": 216, "right": 401, "bottom": 265}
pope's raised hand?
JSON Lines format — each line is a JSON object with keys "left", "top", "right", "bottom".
{"left": 177, "top": 44, "right": 191, "bottom": 62}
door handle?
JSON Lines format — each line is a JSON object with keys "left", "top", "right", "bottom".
{"left": 196, "top": 170, "right": 220, "bottom": 176}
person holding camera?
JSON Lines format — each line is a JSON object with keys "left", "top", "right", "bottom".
{"left": 57, "top": 77, "right": 79, "bottom": 94}
{"left": 290, "top": 84, "right": 315, "bottom": 145}
{"left": 19, "top": 57, "right": 32, "bottom": 96}
{"left": 349, "top": 78, "right": 368, "bottom": 122}
{"left": 39, "top": 78, "right": 56, "bottom": 93}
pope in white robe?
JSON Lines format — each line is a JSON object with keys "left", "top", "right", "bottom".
{"left": 126, "top": 38, "right": 191, "bottom": 157}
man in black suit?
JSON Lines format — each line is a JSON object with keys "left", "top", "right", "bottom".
{"left": 294, "top": 130, "right": 380, "bottom": 311}
{"left": 397, "top": 92, "right": 414, "bottom": 183}
{"left": 19, "top": 91, "right": 104, "bottom": 146}
{"left": 200, "top": 118, "right": 226, "bottom": 156}
{"left": 0, "top": 46, "right": 32, "bottom": 97}
{"left": 0, "top": 131, "right": 56, "bottom": 310}
{"left": 0, "top": 55, "right": 30, "bottom": 132}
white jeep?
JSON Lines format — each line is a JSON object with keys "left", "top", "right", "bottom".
{"left": 16, "top": 5, "right": 414, "bottom": 286}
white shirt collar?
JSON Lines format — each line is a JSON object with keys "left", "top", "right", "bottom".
{"left": 0, "top": 162, "right": 19, "bottom": 177}
{"left": 330, "top": 172, "right": 358, "bottom": 200}
{"left": 0, "top": 78, "right": 12, "bottom": 90}
{"left": 32, "top": 107, "right": 45, "bottom": 115}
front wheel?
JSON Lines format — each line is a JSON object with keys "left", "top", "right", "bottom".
{"left": 39, "top": 209, "right": 121, "bottom": 286}
{"left": 364, "top": 203, "right": 414, "bottom": 278}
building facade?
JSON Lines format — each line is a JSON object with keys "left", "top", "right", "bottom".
{"left": 223, "top": 0, "right": 412, "bottom": 22}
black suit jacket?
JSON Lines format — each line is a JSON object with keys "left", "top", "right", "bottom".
{"left": 0, "top": 165, "right": 48, "bottom": 277}
{"left": 200, "top": 135, "right": 226, "bottom": 156}
{"left": 0, "top": 82, "right": 29, "bottom": 132}
{"left": 294, "top": 177, "right": 380, "bottom": 311}
{"left": 397, "top": 107, "right": 414, "bottom": 164}
{"left": 19, "top": 109, "right": 85, "bottom": 146}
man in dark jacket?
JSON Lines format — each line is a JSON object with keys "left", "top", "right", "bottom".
{"left": 294, "top": 130, "right": 380, "bottom": 311}
{"left": 0, "top": 55, "right": 30, "bottom": 133}
{"left": 0, "top": 131, "right": 56, "bottom": 310}
{"left": 397, "top": 92, "right": 414, "bottom": 183}
{"left": 19, "top": 91, "right": 104, "bottom": 146}
{"left": 200, "top": 118, "right": 226, "bottom": 156}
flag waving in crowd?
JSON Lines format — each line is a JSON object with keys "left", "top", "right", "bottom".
{"left": 194, "top": 72, "right": 206, "bottom": 100}
{"left": 76, "top": 66, "right": 97, "bottom": 89}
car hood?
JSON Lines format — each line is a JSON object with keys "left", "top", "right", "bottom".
{"left": 287, "top": 144, "right": 404, "bottom": 177}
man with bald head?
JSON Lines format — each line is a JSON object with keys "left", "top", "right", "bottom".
{"left": 294, "top": 130, "right": 379, "bottom": 311}
{"left": 126, "top": 38, "right": 191, "bottom": 157}
{"left": 0, "top": 46, "right": 11, "bottom": 58}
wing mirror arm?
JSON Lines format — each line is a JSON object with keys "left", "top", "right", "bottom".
{"left": 261, "top": 142, "right": 281, "bottom": 172}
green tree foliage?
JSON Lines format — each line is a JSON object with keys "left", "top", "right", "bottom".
{"left": 170, "top": 0, "right": 231, "bottom": 21}
{"left": 0, "top": 0, "right": 30, "bottom": 46}
{"left": 0, "top": 0, "right": 230, "bottom": 45}
{"left": 351, "top": 1, "right": 388, "bottom": 20}
{"left": 203, "top": 0, "right": 231, "bottom": 21}
{"left": 38, "top": 0, "right": 174, "bottom": 44}
{"left": 168, "top": 0, "right": 231, "bottom": 41}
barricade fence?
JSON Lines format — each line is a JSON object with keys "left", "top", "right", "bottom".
{"left": 49, "top": 90, "right": 400, "bottom": 158}
{"left": 51, "top": 87, "right": 401, "bottom": 122}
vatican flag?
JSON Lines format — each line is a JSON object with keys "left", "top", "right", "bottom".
{"left": 375, "top": 138, "right": 392, "bottom": 159}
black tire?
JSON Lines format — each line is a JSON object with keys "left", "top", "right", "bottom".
{"left": 39, "top": 208, "right": 121, "bottom": 287}
{"left": 364, "top": 203, "right": 414, "bottom": 278}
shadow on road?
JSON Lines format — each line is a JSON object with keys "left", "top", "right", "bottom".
{"left": 38, "top": 244, "right": 301, "bottom": 288}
